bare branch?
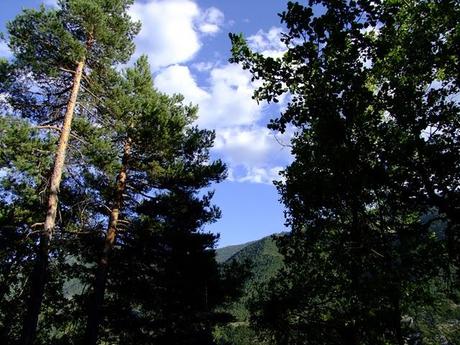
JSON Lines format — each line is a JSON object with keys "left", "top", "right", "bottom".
{"left": 36, "top": 125, "right": 61, "bottom": 131}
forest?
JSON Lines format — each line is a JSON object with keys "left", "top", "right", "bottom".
{"left": 0, "top": 0, "right": 459, "bottom": 344}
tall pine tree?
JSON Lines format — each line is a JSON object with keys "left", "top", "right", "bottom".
{"left": 5, "top": 1, "right": 139, "bottom": 343}
{"left": 74, "top": 56, "right": 227, "bottom": 343}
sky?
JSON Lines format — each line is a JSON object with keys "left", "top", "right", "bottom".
{"left": 0, "top": 0, "right": 293, "bottom": 247}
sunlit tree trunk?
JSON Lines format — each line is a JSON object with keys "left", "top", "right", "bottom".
{"left": 21, "top": 58, "right": 85, "bottom": 345}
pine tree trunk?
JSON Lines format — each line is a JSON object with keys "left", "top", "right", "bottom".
{"left": 21, "top": 59, "right": 85, "bottom": 345}
{"left": 84, "top": 138, "right": 132, "bottom": 345}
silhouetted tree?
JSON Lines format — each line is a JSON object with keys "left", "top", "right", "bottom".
{"left": 230, "top": 0, "right": 459, "bottom": 344}
{"left": 105, "top": 191, "right": 227, "bottom": 345}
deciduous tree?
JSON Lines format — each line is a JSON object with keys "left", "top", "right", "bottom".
{"left": 230, "top": 0, "right": 459, "bottom": 343}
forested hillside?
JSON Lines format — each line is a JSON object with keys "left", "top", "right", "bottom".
{"left": 216, "top": 235, "right": 460, "bottom": 345}
{"left": 216, "top": 242, "right": 254, "bottom": 264}
{"left": 214, "top": 235, "right": 283, "bottom": 345}
{"left": 217, "top": 235, "right": 283, "bottom": 317}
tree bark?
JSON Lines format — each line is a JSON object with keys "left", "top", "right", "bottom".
{"left": 84, "top": 138, "right": 132, "bottom": 345}
{"left": 21, "top": 58, "right": 85, "bottom": 345}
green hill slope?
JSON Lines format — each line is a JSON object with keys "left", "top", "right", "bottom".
{"left": 224, "top": 235, "right": 283, "bottom": 290}
{"left": 216, "top": 241, "right": 255, "bottom": 263}
{"left": 214, "top": 234, "right": 284, "bottom": 345}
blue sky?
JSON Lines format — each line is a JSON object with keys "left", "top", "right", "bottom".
{"left": 0, "top": 0, "right": 293, "bottom": 247}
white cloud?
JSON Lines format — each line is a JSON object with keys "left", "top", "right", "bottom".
{"left": 154, "top": 64, "right": 210, "bottom": 104}
{"left": 135, "top": 6, "right": 292, "bottom": 184}
{"left": 129, "top": 0, "right": 201, "bottom": 70}
{"left": 227, "top": 165, "right": 285, "bottom": 184}
{"left": 200, "top": 64, "right": 263, "bottom": 128}
{"left": 213, "top": 126, "right": 291, "bottom": 167}
{"left": 192, "top": 61, "right": 216, "bottom": 72}
{"left": 237, "top": 166, "right": 284, "bottom": 184}
{"left": 247, "top": 27, "right": 286, "bottom": 58}
{"left": 198, "top": 7, "right": 224, "bottom": 35}
{"left": 214, "top": 126, "right": 292, "bottom": 184}
{"left": 129, "top": 1, "right": 224, "bottom": 70}
{"left": 154, "top": 64, "right": 293, "bottom": 184}
{"left": 155, "top": 63, "right": 263, "bottom": 128}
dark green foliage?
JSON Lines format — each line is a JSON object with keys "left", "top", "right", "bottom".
{"left": 0, "top": 116, "right": 55, "bottom": 342}
{"left": 230, "top": 0, "right": 460, "bottom": 344}
{"left": 85, "top": 58, "right": 230, "bottom": 343}
{"left": 223, "top": 236, "right": 283, "bottom": 321}
{"left": 214, "top": 323, "right": 261, "bottom": 345}
{"left": 104, "top": 191, "right": 228, "bottom": 345}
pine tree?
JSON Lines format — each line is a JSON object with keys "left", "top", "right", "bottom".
{"left": 5, "top": 1, "right": 139, "bottom": 343}
{"left": 0, "top": 116, "right": 55, "bottom": 343}
{"left": 70, "top": 56, "right": 227, "bottom": 343}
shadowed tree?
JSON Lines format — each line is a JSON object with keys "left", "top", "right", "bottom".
{"left": 0, "top": 116, "right": 55, "bottom": 343}
{"left": 230, "top": 0, "right": 459, "bottom": 344}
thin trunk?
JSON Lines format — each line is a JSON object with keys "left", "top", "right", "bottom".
{"left": 393, "top": 292, "right": 403, "bottom": 345}
{"left": 84, "top": 138, "right": 132, "bottom": 345}
{"left": 347, "top": 202, "right": 361, "bottom": 345}
{"left": 21, "top": 59, "right": 85, "bottom": 345}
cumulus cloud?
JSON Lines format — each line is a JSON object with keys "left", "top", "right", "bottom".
{"left": 247, "top": 27, "right": 286, "bottom": 58}
{"left": 154, "top": 65, "right": 210, "bottom": 104}
{"left": 154, "top": 64, "right": 293, "bottom": 184}
{"left": 132, "top": 3, "right": 292, "bottom": 184}
{"left": 214, "top": 126, "right": 291, "bottom": 184}
{"left": 155, "top": 63, "right": 263, "bottom": 128}
{"left": 129, "top": 0, "right": 201, "bottom": 70}
{"left": 129, "top": 0, "right": 224, "bottom": 70}
{"left": 200, "top": 64, "right": 264, "bottom": 127}
{"left": 192, "top": 61, "right": 216, "bottom": 72}
{"left": 198, "top": 7, "right": 224, "bottom": 35}
{"left": 213, "top": 126, "right": 291, "bottom": 167}
{"left": 232, "top": 166, "right": 285, "bottom": 184}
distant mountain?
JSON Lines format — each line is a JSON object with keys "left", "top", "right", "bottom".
{"left": 216, "top": 235, "right": 284, "bottom": 288}
{"left": 214, "top": 234, "right": 285, "bottom": 345}
{"left": 215, "top": 241, "right": 255, "bottom": 263}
